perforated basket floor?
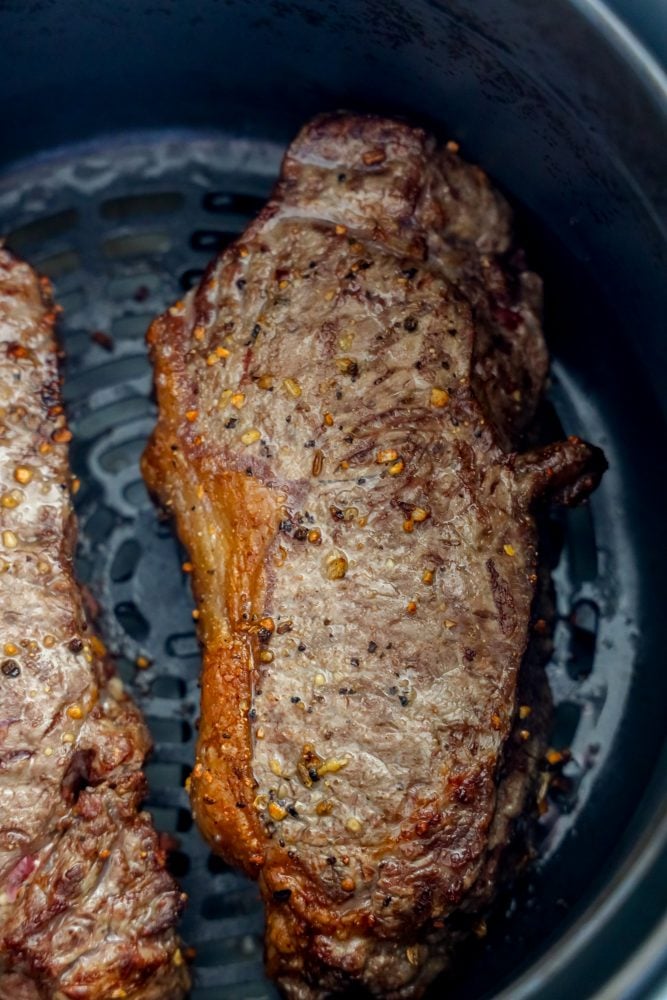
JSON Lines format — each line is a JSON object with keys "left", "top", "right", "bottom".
{"left": 0, "top": 131, "right": 637, "bottom": 1000}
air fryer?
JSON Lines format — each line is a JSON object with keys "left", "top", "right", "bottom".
{"left": 1, "top": 2, "right": 665, "bottom": 998}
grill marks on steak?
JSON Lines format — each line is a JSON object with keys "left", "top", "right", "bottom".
{"left": 142, "top": 113, "right": 605, "bottom": 998}
{"left": 0, "top": 250, "right": 189, "bottom": 999}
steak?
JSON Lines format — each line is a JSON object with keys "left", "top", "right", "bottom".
{"left": 142, "top": 113, "right": 606, "bottom": 998}
{"left": 0, "top": 249, "right": 189, "bottom": 999}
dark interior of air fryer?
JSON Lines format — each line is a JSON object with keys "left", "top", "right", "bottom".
{"left": 1, "top": 3, "right": 665, "bottom": 999}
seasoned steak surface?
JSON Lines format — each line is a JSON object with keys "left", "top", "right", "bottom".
{"left": 143, "top": 113, "right": 605, "bottom": 998}
{"left": 0, "top": 250, "right": 189, "bottom": 999}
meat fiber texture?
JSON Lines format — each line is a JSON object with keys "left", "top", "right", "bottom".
{"left": 143, "top": 113, "right": 606, "bottom": 998}
{"left": 0, "top": 250, "right": 189, "bottom": 1000}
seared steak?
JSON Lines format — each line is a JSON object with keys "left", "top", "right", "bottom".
{"left": 0, "top": 250, "right": 189, "bottom": 999}
{"left": 142, "top": 113, "right": 605, "bottom": 998}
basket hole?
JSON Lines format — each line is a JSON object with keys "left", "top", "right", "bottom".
{"left": 85, "top": 505, "right": 116, "bottom": 545}
{"left": 190, "top": 229, "right": 238, "bottom": 253}
{"left": 144, "top": 806, "right": 192, "bottom": 836}
{"left": 115, "top": 600, "right": 149, "bottom": 641}
{"left": 207, "top": 853, "right": 230, "bottom": 875}
{"left": 63, "top": 355, "right": 151, "bottom": 403}
{"left": 103, "top": 232, "right": 171, "bottom": 259}
{"left": 203, "top": 191, "right": 265, "bottom": 216}
{"left": 154, "top": 519, "right": 175, "bottom": 540}
{"left": 74, "top": 397, "right": 154, "bottom": 441}
{"left": 148, "top": 717, "right": 192, "bottom": 744}
{"left": 110, "top": 539, "right": 141, "bottom": 583}
{"left": 123, "top": 479, "right": 151, "bottom": 509}
{"left": 180, "top": 267, "right": 205, "bottom": 291}
{"left": 550, "top": 700, "right": 582, "bottom": 751}
{"left": 166, "top": 632, "right": 199, "bottom": 658}
{"left": 176, "top": 807, "right": 193, "bottom": 832}
{"left": 567, "top": 599, "right": 599, "bottom": 680}
{"left": 111, "top": 314, "right": 153, "bottom": 340}
{"left": 564, "top": 505, "right": 597, "bottom": 583}
{"left": 6, "top": 209, "right": 79, "bottom": 251}
{"left": 101, "top": 192, "right": 185, "bottom": 220}
{"left": 166, "top": 849, "right": 190, "bottom": 878}
{"left": 34, "top": 249, "right": 81, "bottom": 278}
{"left": 151, "top": 676, "right": 186, "bottom": 699}
{"left": 99, "top": 437, "right": 146, "bottom": 474}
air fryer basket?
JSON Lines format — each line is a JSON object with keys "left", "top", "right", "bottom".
{"left": 2, "top": 3, "right": 666, "bottom": 999}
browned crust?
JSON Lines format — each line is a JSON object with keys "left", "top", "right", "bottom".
{"left": 143, "top": 311, "right": 270, "bottom": 872}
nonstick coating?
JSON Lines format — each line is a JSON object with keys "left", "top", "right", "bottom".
{"left": 1, "top": 2, "right": 666, "bottom": 998}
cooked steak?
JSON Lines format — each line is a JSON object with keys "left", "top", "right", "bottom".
{"left": 0, "top": 249, "right": 189, "bottom": 999}
{"left": 142, "top": 113, "right": 606, "bottom": 998}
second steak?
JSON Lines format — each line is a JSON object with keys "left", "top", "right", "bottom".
{"left": 143, "top": 113, "right": 605, "bottom": 998}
